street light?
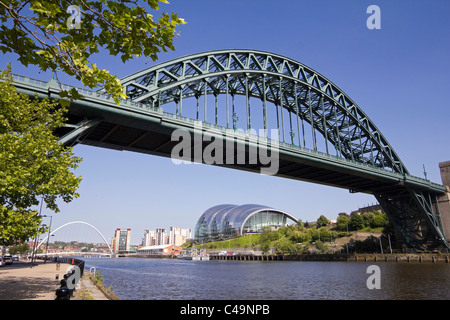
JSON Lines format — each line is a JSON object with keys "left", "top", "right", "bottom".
{"left": 42, "top": 215, "right": 53, "bottom": 264}
{"left": 30, "top": 196, "right": 45, "bottom": 268}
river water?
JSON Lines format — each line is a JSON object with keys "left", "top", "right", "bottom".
{"left": 81, "top": 257, "right": 449, "bottom": 300}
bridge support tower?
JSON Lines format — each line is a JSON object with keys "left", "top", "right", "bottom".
{"left": 438, "top": 161, "right": 450, "bottom": 245}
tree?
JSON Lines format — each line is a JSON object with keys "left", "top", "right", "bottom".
{"left": 308, "top": 227, "right": 319, "bottom": 242}
{"left": 349, "top": 213, "right": 365, "bottom": 231}
{"left": 260, "top": 241, "right": 271, "bottom": 254}
{"left": 316, "top": 215, "right": 329, "bottom": 227}
{"left": 315, "top": 240, "right": 327, "bottom": 252}
{"left": 338, "top": 212, "right": 349, "bottom": 218}
{"left": 371, "top": 213, "right": 389, "bottom": 228}
{"left": 336, "top": 215, "right": 350, "bottom": 231}
{"left": 7, "top": 242, "right": 29, "bottom": 255}
{"left": 296, "top": 219, "right": 305, "bottom": 232}
{"left": 350, "top": 236, "right": 381, "bottom": 253}
{"left": 0, "top": 0, "right": 185, "bottom": 103}
{"left": 0, "top": 66, "right": 82, "bottom": 246}
{"left": 362, "top": 212, "right": 375, "bottom": 227}
{"left": 318, "top": 228, "right": 331, "bottom": 242}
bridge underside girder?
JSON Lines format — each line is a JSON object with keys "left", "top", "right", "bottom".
{"left": 57, "top": 115, "right": 405, "bottom": 195}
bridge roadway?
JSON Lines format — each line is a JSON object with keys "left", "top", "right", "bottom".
{"left": 8, "top": 49, "right": 449, "bottom": 250}
{"left": 11, "top": 74, "right": 445, "bottom": 196}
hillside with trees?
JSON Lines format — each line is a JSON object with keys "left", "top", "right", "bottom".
{"left": 193, "top": 210, "right": 395, "bottom": 254}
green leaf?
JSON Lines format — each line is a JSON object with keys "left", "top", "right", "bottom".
{"left": 59, "top": 98, "right": 70, "bottom": 108}
{"left": 0, "top": 0, "right": 185, "bottom": 104}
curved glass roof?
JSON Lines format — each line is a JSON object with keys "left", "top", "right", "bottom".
{"left": 194, "top": 204, "right": 298, "bottom": 242}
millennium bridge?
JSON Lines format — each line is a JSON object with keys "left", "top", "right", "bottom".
{"left": 8, "top": 49, "right": 450, "bottom": 250}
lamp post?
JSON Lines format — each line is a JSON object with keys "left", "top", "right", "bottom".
{"left": 30, "top": 196, "right": 45, "bottom": 268}
{"left": 42, "top": 215, "right": 52, "bottom": 264}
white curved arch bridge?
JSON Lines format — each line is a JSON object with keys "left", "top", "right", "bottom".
{"left": 36, "top": 220, "right": 114, "bottom": 256}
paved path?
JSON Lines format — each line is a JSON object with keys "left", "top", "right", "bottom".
{"left": 0, "top": 260, "right": 109, "bottom": 300}
{"left": 79, "top": 276, "right": 109, "bottom": 300}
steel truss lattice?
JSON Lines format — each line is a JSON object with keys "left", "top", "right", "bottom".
{"left": 119, "top": 49, "right": 448, "bottom": 249}
{"left": 121, "top": 49, "right": 407, "bottom": 175}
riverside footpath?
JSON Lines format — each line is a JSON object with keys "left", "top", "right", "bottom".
{"left": 0, "top": 260, "right": 109, "bottom": 300}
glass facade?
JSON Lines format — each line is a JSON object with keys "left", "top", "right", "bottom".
{"left": 242, "top": 211, "right": 287, "bottom": 233}
{"left": 119, "top": 231, "right": 128, "bottom": 251}
{"left": 194, "top": 204, "right": 297, "bottom": 243}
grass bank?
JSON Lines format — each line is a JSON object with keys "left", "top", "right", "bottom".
{"left": 88, "top": 270, "right": 121, "bottom": 300}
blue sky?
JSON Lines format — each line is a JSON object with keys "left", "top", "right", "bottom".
{"left": 2, "top": 0, "right": 450, "bottom": 245}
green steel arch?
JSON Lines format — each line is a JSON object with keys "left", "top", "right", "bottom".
{"left": 121, "top": 49, "right": 407, "bottom": 175}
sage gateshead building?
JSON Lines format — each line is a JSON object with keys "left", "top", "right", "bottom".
{"left": 194, "top": 204, "right": 298, "bottom": 243}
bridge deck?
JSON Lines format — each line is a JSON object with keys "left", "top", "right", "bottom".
{"left": 11, "top": 74, "right": 445, "bottom": 197}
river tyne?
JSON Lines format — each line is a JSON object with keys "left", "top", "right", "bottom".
{"left": 81, "top": 257, "right": 449, "bottom": 300}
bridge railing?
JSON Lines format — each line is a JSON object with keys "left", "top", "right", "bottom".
{"left": 9, "top": 74, "right": 445, "bottom": 191}
{"left": 167, "top": 112, "right": 444, "bottom": 190}
{"left": 165, "top": 111, "right": 405, "bottom": 177}
{"left": 11, "top": 73, "right": 163, "bottom": 115}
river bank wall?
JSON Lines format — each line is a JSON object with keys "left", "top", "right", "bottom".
{"left": 209, "top": 253, "right": 450, "bottom": 263}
